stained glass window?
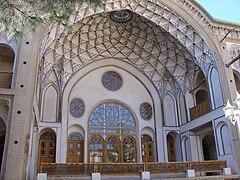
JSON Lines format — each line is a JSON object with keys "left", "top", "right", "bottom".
{"left": 89, "top": 136, "right": 103, "bottom": 163}
{"left": 123, "top": 136, "right": 136, "bottom": 163}
{"left": 70, "top": 98, "right": 85, "bottom": 118}
{"left": 102, "top": 71, "right": 122, "bottom": 91}
{"left": 68, "top": 133, "right": 83, "bottom": 141}
{"left": 106, "top": 136, "right": 120, "bottom": 163}
{"left": 140, "top": 102, "right": 152, "bottom": 120}
{"left": 88, "top": 102, "right": 136, "bottom": 137}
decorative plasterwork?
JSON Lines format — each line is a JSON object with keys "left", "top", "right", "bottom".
{"left": 40, "top": 12, "right": 202, "bottom": 97}
{"left": 40, "top": 0, "right": 216, "bottom": 65}
{"left": 39, "top": 0, "right": 222, "bottom": 97}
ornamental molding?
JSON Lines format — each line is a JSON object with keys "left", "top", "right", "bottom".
{"left": 171, "top": 0, "right": 240, "bottom": 39}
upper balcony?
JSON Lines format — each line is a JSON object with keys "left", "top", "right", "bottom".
{"left": 189, "top": 99, "right": 211, "bottom": 120}
{"left": 0, "top": 44, "right": 14, "bottom": 89}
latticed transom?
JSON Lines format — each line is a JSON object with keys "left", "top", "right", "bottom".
{"left": 40, "top": 132, "right": 56, "bottom": 140}
{"left": 68, "top": 133, "right": 83, "bottom": 141}
{"left": 141, "top": 134, "right": 152, "bottom": 142}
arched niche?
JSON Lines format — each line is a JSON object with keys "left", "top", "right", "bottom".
{"left": 68, "top": 125, "right": 85, "bottom": 137}
{"left": 182, "top": 136, "right": 191, "bottom": 161}
{"left": 216, "top": 122, "right": 232, "bottom": 156}
{"left": 167, "top": 131, "right": 182, "bottom": 162}
{"left": 67, "top": 125, "right": 85, "bottom": 163}
{"left": 42, "top": 84, "right": 58, "bottom": 122}
{"left": 141, "top": 127, "right": 155, "bottom": 162}
{"left": 196, "top": 90, "right": 208, "bottom": 105}
{"left": 201, "top": 134, "right": 217, "bottom": 160}
{"left": 178, "top": 92, "right": 187, "bottom": 125}
{"left": 185, "top": 92, "right": 194, "bottom": 121}
{"left": 193, "top": 71, "right": 209, "bottom": 105}
{"left": 208, "top": 67, "right": 224, "bottom": 109}
{"left": 0, "top": 44, "right": 15, "bottom": 89}
{"left": 37, "top": 128, "right": 56, "bottom": 172}
{"left": 163, "top": 93, "right": 178, "bottom": 126}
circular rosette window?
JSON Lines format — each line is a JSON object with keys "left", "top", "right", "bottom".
{"left": 102, "top": 71, "right": 122, "bottom": 91}
{"left": 140, "top": 102, "right": 152, "bottom": 120}
{"left": 70, "top": 98, "right": 85, "bottom": 118}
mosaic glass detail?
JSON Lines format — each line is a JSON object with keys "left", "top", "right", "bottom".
{"left": 110, "top": 10, "right": 133, "bottom": 23}
{"left": 140, "top": 102, "right": 152, "bottom": 120}
{"left": 89, "top": 102, "right": 136, "bottom": 136}
{"left": 102, "top": 71, "right": 122, "bottom": 91}
{"left": 89, "top": 136, "right": 103, "bottom": 163}
{"left": 123, "top": 136, "right": 136, "bottom": 162}
{"left": 68, "top": 133, "right": 83, "bottom": 141}
{"left": 70, "top": 98, "right": 85, "bottom": 118}
{"left": 40, "top": 132, "right": 55, "bottom": 140}
{"left": 106, "top": 136, "right": 120, "bottom": 163}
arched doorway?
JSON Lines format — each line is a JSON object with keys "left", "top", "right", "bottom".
{"left": 202, "top": 135, "right": 217, "bottom": 160}
{"left": 67, "top": 133, "right": 84, "bottom": 163}
{"left": 88, "top": 102, "right": 137, "bottom": 163}
{"left": 167, "top": 134, "right": 176, "bottom": 162}
{"left": 0, "top": 118, "right": 6, "bottom": 172}
{"left": 141, "top": 134, "right": 154, "bottom": 162}
{"left": 38, "top": 131, "right": 56, "bottom": 171}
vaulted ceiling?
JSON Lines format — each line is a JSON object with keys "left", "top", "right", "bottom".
{"left": 40, "top": 11, "right": 203, "bottom": 96}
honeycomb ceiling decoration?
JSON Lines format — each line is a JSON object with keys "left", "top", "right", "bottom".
{"left": 39, "top": 0, "right": 217, "bottom": 97}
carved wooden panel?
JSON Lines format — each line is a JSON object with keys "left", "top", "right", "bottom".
{"left": 97, "top": 163, "right": 144, "bottom": 175}
{"left": 190, "top": 99, "right": 211, "bottom": 120}
{"left": 146, "top": 162, "right": 188, "bottom": 174}
{"left": 189, "top": 160, "right": 227, "bottom": 173}
{"left": 41, "top": 163, "right": 94, "bottom": 176}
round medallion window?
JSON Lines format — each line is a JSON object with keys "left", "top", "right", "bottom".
{"left": 70, "top": 98, "right": 85, "bottom": 118}
{"left": 102, "top": 71, "right": 122, "bottom": 91}
{"left": 140, "top": 102, "right": 152, "bottom": 120}
{"left": 110, "top": 10, "right": 133, "bottom": 23}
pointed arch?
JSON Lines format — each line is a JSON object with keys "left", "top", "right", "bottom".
{"left": 163, "top": 93, "right": 178, "bottom": 126}
{"left": 41, "top": 83, "right": 59, "bottom": 122}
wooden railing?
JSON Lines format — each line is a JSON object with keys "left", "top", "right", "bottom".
{"left": 0, "top": 72, "right": 12, "bottom": 89}
{"left": 189, "top": 160, "right": 227, "bottom": 173}
{"left": 41, "top": 160, "right": 226, "bottom": 176}
{"left": 41, "top": 163, "right": 94, "bottom": 176}
{"left": 190, "top": 99, "right": 211, "bottom": 120}
{"left": 146, "top": 162, "right": 188, "bottom": 174}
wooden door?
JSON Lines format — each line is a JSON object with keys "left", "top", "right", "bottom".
{"left": 38, "top": 132, "right": 56, "bottom": 171}
{"left": 67, "top": 140, "right": 84, "bottom": 163}
{"left": 67, "top": 133, "right": 84, "bottom": 163}
{"left": 141, "top": 135, "right": 154, "bottom": 162}
{"left": 167, "top": 135, "right": 176, "bottom": 162}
